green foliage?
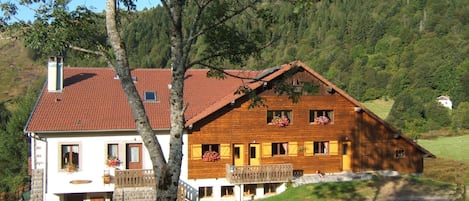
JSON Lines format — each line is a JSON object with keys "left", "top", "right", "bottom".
{"left": 0, "top": 77, "right": 43, "bottom": 195}
{"left": 452, "top": 102, "right": 469, "bottom": 130}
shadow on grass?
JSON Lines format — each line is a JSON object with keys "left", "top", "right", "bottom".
{"left": 310, "top": 181, "right": 366, "bottom": 201}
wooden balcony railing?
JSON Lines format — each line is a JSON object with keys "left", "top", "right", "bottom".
{"left": 226, "top": 164, "right": 293, "bottom": 184}
{"left": 114, "top": 169, "right": 156, "bottom": 188}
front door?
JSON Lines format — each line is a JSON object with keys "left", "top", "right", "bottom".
{"left": 233, "top": 144, "right": 244, "bottom": 166}
{"left": 249, "top": 144, "right": 260, "bottom": 165}
{"left": 126, "top": 143, "right": 142, "bottom": 169}
{"left": 342, "top": 141, "right": 352, "bottom": 171}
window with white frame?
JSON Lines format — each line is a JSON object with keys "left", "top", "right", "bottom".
{"left": 310, "top": 110, "right": 333, "bottom": 125}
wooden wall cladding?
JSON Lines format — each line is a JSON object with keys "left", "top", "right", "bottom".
{"left": 187, "top": 74, "right": 424, "bottom": 179}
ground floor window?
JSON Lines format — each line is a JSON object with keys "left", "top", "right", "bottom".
{"left": 199, "top": 186, "right": 213, "bottom": 198}
{"left": 263, "top": 183, "right": 281, "bottom": 194}
{"left": 244, "top": 184, "right": 257, "bottom": 196}
{"left": 221, "top": 186, "right": 234, "bottom": 197}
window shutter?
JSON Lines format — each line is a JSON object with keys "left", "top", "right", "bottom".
{"left": 329, "top": 141, "right": 339, "bottom": 155}
{"left": 220, "top": 144, "right": 230, "bottom": 159}
{"left": 288, "top": 142, "right": 298, "bottom": 156}
{"left": 304, "top": 141, "right": 313, "bottom": 156}
{"left": 262, "top": 143, "right": 271, "bottom": 158}
{"left": 191, "top": 144, "right": 202, "bottom": 160}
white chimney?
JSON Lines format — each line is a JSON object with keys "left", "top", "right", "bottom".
{"left": 47, "top": 56, "right": 64, "bottom": 92}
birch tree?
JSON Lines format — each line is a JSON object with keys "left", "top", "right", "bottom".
{"left": 106, "top": 0, "right": 268, "bottom": 199}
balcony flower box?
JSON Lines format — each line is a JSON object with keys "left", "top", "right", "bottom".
{"left": 202, "top": 151, "right": 220, "bottom": 162}
{"left": 107, "top": 157, "right": 120, "bottom": 167}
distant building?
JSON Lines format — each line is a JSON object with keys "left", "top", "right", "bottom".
{"left": 437, "top": 95, "right": 453, "bottom": 109}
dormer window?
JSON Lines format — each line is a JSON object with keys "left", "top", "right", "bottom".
{"left": 144, "top": 91, "right": 157, "bottom": 102}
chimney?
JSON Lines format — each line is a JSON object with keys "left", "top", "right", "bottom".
{"left": 47, "top": 57, "right": 64, "bottom": 92}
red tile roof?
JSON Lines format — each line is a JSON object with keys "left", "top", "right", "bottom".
{"left": 25, "top": 67, "right": 262, "bottom": 132}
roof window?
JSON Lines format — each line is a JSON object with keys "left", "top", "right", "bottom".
{"left": 144, "top": 91, "right": 158, "bottom": 102}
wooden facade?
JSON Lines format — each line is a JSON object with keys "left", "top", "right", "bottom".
{"left": 187, "top": 64, "right": 432, "bottom": 181}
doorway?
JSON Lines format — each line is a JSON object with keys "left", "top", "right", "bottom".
{"left": 342, "top": 141, "right": 351, "bottom": 171}
{"left": 126, "top": 143, "right": 142, "bottom": 169}
{"left": 249, "top": 144, "right": 260, "bottom": 165}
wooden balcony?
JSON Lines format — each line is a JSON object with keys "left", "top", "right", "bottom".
{"left": 226, "top": 164, "right": 293, "bottom": 184}
{"left": 114, "top": 169, "right": 156, "bottom": 188}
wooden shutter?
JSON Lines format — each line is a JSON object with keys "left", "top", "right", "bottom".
{"left": 262, "top": 143, "right": 271, "bottom": 158}
{"left": 304, "top": 141, "right": 314, "bottom": 156}
{"left": 220, "top": 144, "right": 230, "bottom": 159}
{"left": 329, "top": 141, "right": 339, "bottom": 155}
{"left": 288, "top": 142, "right": 298, "bottom": 156}
{"left": 191, "top": 144, "right": 202, "bottom": 160}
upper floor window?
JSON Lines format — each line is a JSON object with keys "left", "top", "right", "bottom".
{"left": 310, "top": 110, "right": 333, "bottom": 125}
{"left": 107, "top": 144, "right": 120, "bottom": 167}
{"left": 202, "top": 144, "right": 220, "bottom": 162}
{"left": 61, "top": 144, "right": 79, "bottom": 171}
{"left": 267, "top": 110, "right": 291, "bottom": 127}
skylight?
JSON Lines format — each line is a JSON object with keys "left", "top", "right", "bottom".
{"left": 144, "top": 91, "right": 157, "bottom": 102}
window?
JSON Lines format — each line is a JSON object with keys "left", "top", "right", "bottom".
{"left": 244, "top": 184, "right": 257, "bottom": 196}
{"left": 264, "top": 183, "right": 281, "bottom": 194}
{"left": 310, "top": 110, "right": 333, "bottom": 125}
{"left": 202, "top": 144, "right": 219, "bottom": 154}
{"left": 202, "top": 144, "right": 220, "bottom": 162}
{"left": 395, "top": 149, "right": 406, "bottom": 159}
{"left": 107, "top": 144, "right": 120, "bottom": 166}
{"left": 107, "top": 144, "right": 118, "bottom": 159}
{"left": 199, "top": 187, "right": 213, "bottom": 198}
{"left": 221, "top": 186, "right": 234, "bottom": 197}
{"left": 250, "top": 147, "right": 256, "bottom": 159}
{"left": 144, "top": 91, "right": 157, "bottom": 101}
{"left": 61, "top": 144, "right": 79, "bottom": 169}
{"left": 314, "top": 141, "right": 329, "bottom": 154}
{"left": 267, "top": 110, "right": 292, "bottom": 127}
{"left": 272, "top": 143, "right": 287, "bottom": 156}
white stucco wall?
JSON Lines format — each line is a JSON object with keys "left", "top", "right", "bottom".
{"left": 30, "top": 131, "right": 189, "bottom": 201}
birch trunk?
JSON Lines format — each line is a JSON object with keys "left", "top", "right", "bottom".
{"left": 105, "top": 0, "right": 183, "bottom": 200}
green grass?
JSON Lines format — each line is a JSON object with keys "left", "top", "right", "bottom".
{"left": 418, "top": 135, "right": 469, "bottom": 162}
{"left": 362, "top": 98, "right": 394, "bottom": 119}
{"left": 258, "top": 180, "right": 375, "bottom": 201}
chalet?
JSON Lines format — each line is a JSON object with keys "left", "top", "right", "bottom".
{"left": 437, "top": 95, "right": 453, "bottom": 109}
{"left": 25, "top": 58, "right": 434, "bottom": 201}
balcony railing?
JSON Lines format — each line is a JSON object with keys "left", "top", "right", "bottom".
{"left": 115, "top": 169, "right": 156, "bottom": 188}
{"left": 226, "top": 164, "right": 293, "bottom": 184}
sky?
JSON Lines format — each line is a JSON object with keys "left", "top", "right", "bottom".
{"left": 5, "top": 0, "right": 161, "bottom": 22}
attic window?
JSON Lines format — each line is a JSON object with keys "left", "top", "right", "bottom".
{"left": 144, "top": 91, "right": 157, "bottom": 102}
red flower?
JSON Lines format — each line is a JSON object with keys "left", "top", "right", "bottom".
{"left": 202, "top": 151, "right": 220, "bottom": 162}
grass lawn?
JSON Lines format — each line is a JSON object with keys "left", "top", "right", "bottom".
{"left": 362, "top": 98, "right": 394, "bottom": 119}
{"left": 418, "top": 135, "right": 469, "bottom": 162}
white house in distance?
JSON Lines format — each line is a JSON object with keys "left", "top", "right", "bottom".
{"left": 437, "top": 95, "right": 453, "bottom": 109}
{"left": 25, "top": 57, "right": 433, "bottom": 201}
